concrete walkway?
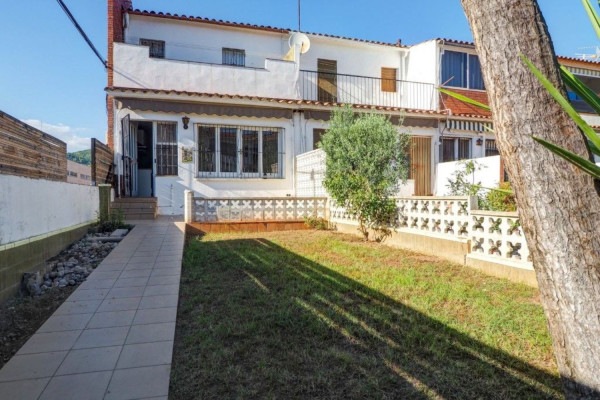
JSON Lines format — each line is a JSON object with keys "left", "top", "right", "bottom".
{"left": 0, "top": 217, "right": 185, "bottom": 400}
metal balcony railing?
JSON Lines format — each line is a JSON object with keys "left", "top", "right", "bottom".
{"left": 299, "top": 70, "right": 437, "bottom": 111}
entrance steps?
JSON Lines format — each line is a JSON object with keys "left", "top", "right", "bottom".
{"left": 111, "top": 197, "right": 157, "bottom": 220}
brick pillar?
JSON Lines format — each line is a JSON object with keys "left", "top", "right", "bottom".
{"left": 106, "top": 0, "right": 132, "bottom": 150}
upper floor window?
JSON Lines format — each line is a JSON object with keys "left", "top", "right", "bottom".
{"left": 140, "top": 38, "right": 165, "bottom": 58}
{"left": 222, "top": 48, "right": 246, "bottom": 66}
{"left": 381, "top": 68, "right": 397, "bottom": 92}
{"left": 442, "top": 50, "right": 484, "bottom": 90}
{"left": 197, "top": 124, "right": 284, "bottom": 178}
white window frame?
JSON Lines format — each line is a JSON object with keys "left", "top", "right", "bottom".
{"left": 441, "top": 137, "right": 472, "bottom": 162}
{"left": 196, "top": 124, "right": 284, "bottom": 179}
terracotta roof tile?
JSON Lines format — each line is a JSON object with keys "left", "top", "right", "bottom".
{"left": 127, "top": 8, "right": 405, "bottom": 48}
{"left": 105, "top": 86, "right": 445, "bottom": 115}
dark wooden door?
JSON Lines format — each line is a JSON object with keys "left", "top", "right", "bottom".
{"left": 317, "top": 59, "right": 337, "bottom": 103}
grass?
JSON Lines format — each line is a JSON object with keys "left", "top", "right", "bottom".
{"left": 170, "top": 230, "right": 561, "bottom": 400}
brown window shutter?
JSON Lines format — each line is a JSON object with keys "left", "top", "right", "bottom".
{"left": 381, "top": 67, "right": 397, "bottom": 92}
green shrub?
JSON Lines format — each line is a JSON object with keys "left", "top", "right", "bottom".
{"left": 321, "top": 106, "right": 411, "bottom": 242}
{"left": 304, "top": 216, "right": 330, "bottom": 230}
{"left": 485, "top": 182, "right": 517, "bottom": 212}
{"left": 97, "top": 209, "right": 129, "bottom": 233}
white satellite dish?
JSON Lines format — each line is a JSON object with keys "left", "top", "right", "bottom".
{"left": 289, "top": 32, "right": 311, "bottom": 54}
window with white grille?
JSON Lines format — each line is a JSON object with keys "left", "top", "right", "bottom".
{"left": 197, "top": 124, "right": 284, "bottom": 178}
{"left": 156, "top": 122, "right": 178, "bottom": 176}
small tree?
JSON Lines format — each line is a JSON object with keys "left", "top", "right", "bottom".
{"left": 321, "top": 106, "right": 410, "bottom": 241}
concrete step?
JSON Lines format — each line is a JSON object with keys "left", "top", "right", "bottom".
{"left": 111, "top": 197, "right": 157, "bottom": 220}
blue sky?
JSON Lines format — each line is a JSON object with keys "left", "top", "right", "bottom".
{"left": 0, "top": 0, "right": 596, "bottom": 151}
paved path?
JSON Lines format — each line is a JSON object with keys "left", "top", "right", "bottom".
{"left": 0, "top": 217, "right": 185, "bottom": 400}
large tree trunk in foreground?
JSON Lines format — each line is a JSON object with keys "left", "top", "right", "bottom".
{"left": 461, "top": 0, "right": 600, "bottom": 397}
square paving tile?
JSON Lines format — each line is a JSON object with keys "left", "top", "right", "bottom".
{"left": 87, "top": 310, "right": 136, "bottom": 329}
{"left": 128, "top": 256, "right": 156, "bottom": 264}
{"left": 88, "top": 270, "right": 121, "bottom": 280}
{"left": 55, "top": 300, "right": 102, "bottom": 315}
{"left": 67, "top": 289, "right": 109, "bottom": 302}
{"left": 107, "top": 286, "right": 145, "bottom": 299}
{"left": 138, "top": 295, "right": 178, "bottom": 310}
{"left": 105, "top": 365, "right": 171, "bottom": 400}
{"left": 143, "top": 284, "right": 178, "bottom": 297}
{"left": 97, "top": 297, "right": 142, "bottom": 312}
{"left": 40, "top": 370, "right": 112, "bottom": 400}
{"left": 125, "top": 322, "right": 176, "bottom": 345}
{"left": 116, "top": 341, "right": 173, "bottom": 369}
{"left": 113, "top": 277, "right": 149, "bottom": 288}
{"left": 133, "top": 307, "right": 177, "bottom": 325}
{"left": 120, "top": 269, "right": 152, "bottom": 278}
{"left": 38, "top": 313, "right": 93, "bottom": 333}
{"left": 123, "top": 263, "right": 154, "bottom": 271}
{"left": 147, "top": 275, "right": 180, "bottom": 286}
{"left": 0, "top": 378, "right": 50, "bottom": 400}
{"left": 79, "top": 278, "right": 116, "bottom": 290}
{"left": 56, "top": 346, "right": 122, "bottom": 375}
{"left": 17, "top": 331, "right": 81, "bottom": 355}
{"left": 94, "top": 263, "right": 126, "bottom": 272}
{"left": 150, "top": 268, "right": 180, "bottom": 278}
{"left": 152, "top": 262, "right": 180, "bottom": 270}
{"left": 73, "top": 326, "right": 129, "bottom": 349}
{"left": 0, "top": 351, "right": 67, "bottom": 381}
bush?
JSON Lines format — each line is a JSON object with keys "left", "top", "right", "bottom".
{"left": 485, "top": 182, "right": 517, "bottom": 212}
{"left": 321, "top": 106, "right": 410, "bottom": 242}
{"left": 304, "top": 216, "right": 330, "bottom": 230}
{"left": 97, "top": 209, "right": 129, "bottom": 233}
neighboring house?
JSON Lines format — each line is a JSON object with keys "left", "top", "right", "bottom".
{"left": 67, "top": 160, "right": 92, "bottom": 185}
{"left": 105, "top": 0, "right": 600, "bottom": 215}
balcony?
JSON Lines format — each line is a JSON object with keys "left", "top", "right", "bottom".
{"left": 112, "top": 43, "right": 437, "bottom": 111}
{"left": 299, "top": 70, "right": 437, "bottom": 111}
{"left": 112, "top": 43, "right": 299, "bottom": 99}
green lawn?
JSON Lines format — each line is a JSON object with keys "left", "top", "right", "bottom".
{"left": 170, "top": 230, "right": 561, "bottom": 400}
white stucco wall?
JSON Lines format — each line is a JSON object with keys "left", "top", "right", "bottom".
{"left": 434, "top": 155, "right": 502, "bottom": 196}
{"left": 0, "top": 175, "right": 99, "bottom": 245}
{"left": 114, "top": 109, "right": 307, "bottom": 215}
{"left": 113, "top": 43, "right": 299, "bottom": 99}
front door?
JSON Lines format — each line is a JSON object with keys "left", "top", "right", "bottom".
{"left": 410, "top": 136, "right": 432, "bottom": 196}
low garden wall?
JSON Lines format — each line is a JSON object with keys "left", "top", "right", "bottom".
{"left": 331, "top": 196, "right": 536, "bottom": 286}
{"left": 183, "top": 191, "right": 536, "bottom": 287}
{"left": 0, "top": 174, "right": 101, "bottom": 302}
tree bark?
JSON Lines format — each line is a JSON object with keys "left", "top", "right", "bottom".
{"left": 460, "top": 0, "right": 600, "bottom": 397}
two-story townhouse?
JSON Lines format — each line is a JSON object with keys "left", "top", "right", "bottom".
{"left": 105, "top": 0, "right": 600, "bottom": 215}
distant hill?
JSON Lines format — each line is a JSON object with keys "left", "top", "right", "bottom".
{"left": 67, "top": 149, "right": 91, "bottom": 166}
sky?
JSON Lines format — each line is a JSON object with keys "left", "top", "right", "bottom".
{"left": 0, "top": 0, "right": 597, "bottom": 152}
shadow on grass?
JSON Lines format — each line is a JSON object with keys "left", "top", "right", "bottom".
{"left": 170, "top": 236, "right": 564, "bottom": 400}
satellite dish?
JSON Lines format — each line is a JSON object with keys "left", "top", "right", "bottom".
{"left": 289, "top": 32, "right": 311, "bottom": 54}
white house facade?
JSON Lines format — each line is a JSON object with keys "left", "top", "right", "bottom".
{"left": 106, "top": 0, "right": 600, "bottom": 215}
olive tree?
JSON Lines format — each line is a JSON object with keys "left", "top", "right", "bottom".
{"left": 321, "top": 106, "right": 410, "bottom": 241}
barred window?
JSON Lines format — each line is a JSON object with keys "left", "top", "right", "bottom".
{"left": 222, "top": 48, "right": 245, "bottom": 66}
{"left": 156, "top": 122, "right": 178, "bottom": 176}
{"left": 440, "top": 137, "right": 472, "bottom": 162}
{"left": 197, "top": 124, "right": 284, "bottom": 178}
{"left": 140, "top": 38, "right": 165, "bottom": 58}
{"left": 485, "top": 139, "right": 500, "bottom": 157}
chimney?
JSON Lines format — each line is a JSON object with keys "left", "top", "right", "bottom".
{"left": 106, "top": 0, "right": 131, "bottom": 149}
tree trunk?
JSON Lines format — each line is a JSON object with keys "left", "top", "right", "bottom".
{"left": 460, "top": 0, "right": 600, "bottom": 397}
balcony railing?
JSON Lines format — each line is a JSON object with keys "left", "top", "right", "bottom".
{"left": 299, "top": 70, "right": 437, "bottom": 111}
